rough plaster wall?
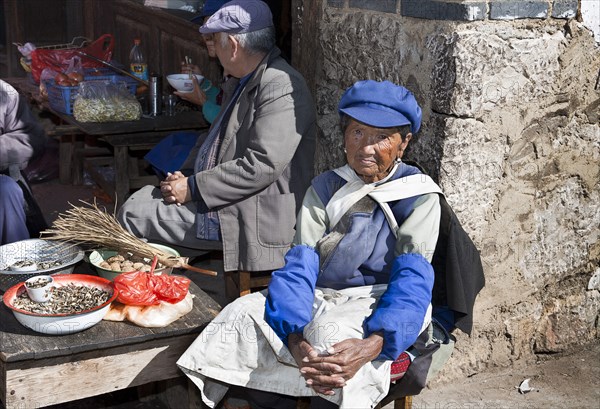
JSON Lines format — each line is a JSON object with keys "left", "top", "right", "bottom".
{"left": 316, "top": 9, "right": 600, "bottom": 379}
{"left": 315, "top": 11, "right": 452, "bottom": 174}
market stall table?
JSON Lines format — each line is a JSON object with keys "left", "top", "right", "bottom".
{"left": 52, "top": 110, "right": 208, "bottom": 202}
{"left": 4, "top": 77, "right": 208, "bottom": 201}
{"left": 0, "top": 281, "right": 220, "bottom": 408}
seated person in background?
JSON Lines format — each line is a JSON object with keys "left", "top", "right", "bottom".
{"left": 119, "top": 0, "right": 317, "bottom": 277}
{"left": 177, "top": 80, "right": 456, "bottom": 409}
{"left": 0, "top": 79, "right": 47, "bottom": 245}
{"left": 144, "top": 0, "right": 231, "bottom": 177}
{"left": 177, "top": 0, "right": 231, "bottom": 124}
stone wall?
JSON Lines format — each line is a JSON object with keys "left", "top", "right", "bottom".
{"left": 309, "top": 1, "right": 600, "bottom": 380}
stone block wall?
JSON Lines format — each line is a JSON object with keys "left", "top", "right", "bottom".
{"left": 311, "top": 0, "right": 600, "bottom": 380}
{"left": 326, "top": 0, "right": 578, "bottom": 20}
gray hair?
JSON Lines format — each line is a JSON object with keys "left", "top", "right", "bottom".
{"left": 219, "top": 26, "right": 276, "bottom": 54}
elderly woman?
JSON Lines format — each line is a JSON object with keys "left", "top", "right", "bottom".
{"left": 178, "top": 80, "right": 455, "bottom": 409}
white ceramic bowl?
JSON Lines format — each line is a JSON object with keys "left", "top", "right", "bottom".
{"left": 24, "top": 275, "right": 55, "bottom": 303}
{"left": 166, "top": 73, "right": 204, "bottom": 93}
{"left": 88, "top": 243, "right": 180, "bottom": 281}
{"left": 3, "top": 274, "right": 117, "bottom": 335}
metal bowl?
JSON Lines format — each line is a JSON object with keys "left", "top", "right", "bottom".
{"left": 0, "top": 239, "right": 84, "bottom": 292}
{"left": 2, "top": 274, "right": 117, "bottom": 335}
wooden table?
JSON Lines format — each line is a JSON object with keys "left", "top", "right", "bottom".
{"left": 0, "top": 281, "right": 220, "bottom": 408}
{"left": 52, "top": 110, "right": 207, "bottom": 202}
{"left": 4, "top": 77, "right": 208, "bottom": 202}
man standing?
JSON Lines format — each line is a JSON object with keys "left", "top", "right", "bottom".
{"left": 118, "top": 0, "right": 317, "bottom": 275}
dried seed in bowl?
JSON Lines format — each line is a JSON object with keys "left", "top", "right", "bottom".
{"left": 37, "top": 260, "right": 62, "bottom": 269}
{"left": 25, "top": 277, "right": 52, "bottom": 289}
{"left": 11, "top": 259, "right": 36, "bottom": 268}
{"left": 13, "top": 284, "right": 110, "bottom": 314}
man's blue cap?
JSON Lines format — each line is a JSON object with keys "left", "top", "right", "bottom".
{"left": 338, "top": 80, "right": 422, "bottom": 134}
{"left": 199, "top": 0, "right": 273, "bottom": 34}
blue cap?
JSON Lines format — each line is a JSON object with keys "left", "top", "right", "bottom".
{"left": 199, "top": 0, "right": 273, "bottom": 34}
{"left": 338, "top": 80, "right": 422, "bottom": 134}
{"left": 191, "top": 0, "right": 230, "bottom": 23}
{"left": 201, "top": 0, "right": 230, "bottom": 16}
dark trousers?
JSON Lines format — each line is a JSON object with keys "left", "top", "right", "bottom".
{"left": 232, "top": 386, "right": 338, "bottom": 409}
{"left": 0, "top": 174, "right": 29, "bottom": 245}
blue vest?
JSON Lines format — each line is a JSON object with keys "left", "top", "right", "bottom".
{"left": 311, "top": 163, "right": 423, "bottom": 289}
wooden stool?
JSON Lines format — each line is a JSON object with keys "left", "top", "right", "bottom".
{"left": 197, "top": 250, "right": 272, "bottom": 301}
{"left": 224, "top": 270, "right": 272, "bottom": 301}
{"left": 395, "top": 396, "right": 412, "bottom": 409}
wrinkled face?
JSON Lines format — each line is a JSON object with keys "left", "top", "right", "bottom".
{"left": 344, "top": 118, "right": 411, "bottom": 183}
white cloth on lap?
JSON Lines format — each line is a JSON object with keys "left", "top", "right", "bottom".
{"left": 177, "top": 284, "right": 431, "bottom": 409}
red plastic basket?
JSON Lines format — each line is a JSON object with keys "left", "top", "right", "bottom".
{"left": 30, "top": 34, "right": 114, "bottom": 84}
{"left": 45, "top": 69, "right": 138, "bottom": 115}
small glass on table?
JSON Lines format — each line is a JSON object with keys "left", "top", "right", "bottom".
{"left": 163, "top": 94, "right": 178, "bottom": 116}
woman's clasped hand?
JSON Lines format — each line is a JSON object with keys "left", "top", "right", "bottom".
{"left": 288, "top": 332, "right": 384, "bottom": 395}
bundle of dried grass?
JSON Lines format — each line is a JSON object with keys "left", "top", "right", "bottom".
{"left": 41, "top": 201, "right": 217, "bottom": 276}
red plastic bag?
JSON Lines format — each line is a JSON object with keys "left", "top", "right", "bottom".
{"left": 114, "top": 271, "right": 191, "bottom": 306}
{"left": 30, "top": 34, "right": 114, "bottom": 84}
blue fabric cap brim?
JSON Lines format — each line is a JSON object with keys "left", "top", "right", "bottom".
{"left": 340, "top": 106, "right": 412, "bottom": 129}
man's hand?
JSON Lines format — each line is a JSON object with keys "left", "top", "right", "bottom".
{"left": 300, "top": 333, "right": 384, "bottom": 386}
{"left": 160, "top": 171, "right": 192, "bottom": 205}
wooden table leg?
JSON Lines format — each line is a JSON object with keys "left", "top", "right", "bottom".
{"left": 114, "top": 146, "right": 130, "bottom": 205}
{"left": 72, "top": 137, "right": 86, "bottom": 186}
{"left": 58, "top": 135, "right": 74, "bottom": 184}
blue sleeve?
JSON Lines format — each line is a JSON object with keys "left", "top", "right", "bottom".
{"left": 202, "top": 101, "right": 220, "bottom": 124}
{"left": 363, "top": 253, "right": 435, "bottom": 360}
{"left": 264, "top": 245, "right": 320, "bottom": 345}
{"left": 201, "top": 84, "right": 222, "bottom": 124}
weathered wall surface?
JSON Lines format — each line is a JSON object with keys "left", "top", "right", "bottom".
{"left": 313, "top": 6, "right": 600, "bottom": 381}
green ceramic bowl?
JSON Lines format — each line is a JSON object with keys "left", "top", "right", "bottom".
{"left": 88, "top": 243, "right": 180, "bottom": 281}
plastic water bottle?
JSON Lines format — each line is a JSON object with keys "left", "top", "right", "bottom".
{"left": 129, "top": 38, "right": 148, "bottom": 81}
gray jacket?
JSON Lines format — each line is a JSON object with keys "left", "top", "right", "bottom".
{"left": 0, "top": 80, "right": 46, "bottom": 171}
{"left": 192, "top": 48, "right": 317, "bottom": 272}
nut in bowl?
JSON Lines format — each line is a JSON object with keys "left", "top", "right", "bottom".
{"left": 3, "top": 274, "right": 117, "bottom": 335}
{"left": 166, "top": 73, "right": 206, "bottom": 93}
{"left": 88, "top": 243, "right": 180, "bottom": 281}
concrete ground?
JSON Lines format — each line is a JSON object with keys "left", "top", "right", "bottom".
{"left": 30, "top": 177, "right": 600, "bottom": 409}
